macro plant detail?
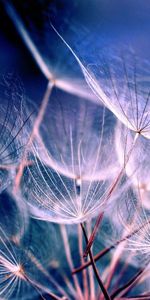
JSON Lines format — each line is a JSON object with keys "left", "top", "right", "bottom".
{"left": 21, "top": 95, "right": 119, "bottom": 224}
{"left": 0, "top": 0, "right": 150, "bottom": 299}
{"left": 81, "top": 51, "right": 150, "bottom": 139}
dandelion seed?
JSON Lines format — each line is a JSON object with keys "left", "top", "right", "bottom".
{"left": 0, "top": 220, "right": 68, "bottom": 300}
{"left": 21, "top": 94, "right": 118, "bottom": 224}
{"left": 51, "top": 25, "right": 150, "bottom": 139}
{"left": 85, "top": 51, "right": 150, "bottom": 137}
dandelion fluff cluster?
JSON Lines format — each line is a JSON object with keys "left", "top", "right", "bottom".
{"left": 0, "top": 1, "right": 150, "bottom": 299}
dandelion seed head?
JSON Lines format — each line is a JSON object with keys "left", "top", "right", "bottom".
{"left": 52, "top": 27, "right": 150, "bottom": 138}
{"left": 20, "top": 94, "right": 119, "bottom": 224}
{"left": 0, "top": 217, "right": 65, "bottom": 299}
{"left": 84, "top": 51, "right": 150, "bottom": 138}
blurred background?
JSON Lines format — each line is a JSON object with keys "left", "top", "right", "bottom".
{"left": 0, "top": 1, "right": 150, "bottom": 299}
{"left": 0, "top": 0, "right": 150, "bottom": 103}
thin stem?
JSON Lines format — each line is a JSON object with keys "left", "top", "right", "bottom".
{"left": 24, "top": 273, "right": 62, "bottom": 300}
{"left": 84, "top": 132, "right": 139, "bottom": 257}
{"left": 78, "top": 224, "right": 89, "bottom": 300}
{"left": 83, "top": 212, "right": 104, "bottom": 258}
{"left": 111, "top": 268, "right": 144, "bottom": 299}
{"left": 87, "top": 221, "right": 96, "bottom": 300}
{"left": 13, "top": 80, "right": 54, "bottom": 193}
{"left": 73, "top": 217, "right": 150, "bottom": 274}
{"left": 60, "top": 225, "right": 84, "bottom": 300}
{"left": 116, "top": 296, "right": 150, "bottom": 300}
{"left": 80, "top": 223, "right": 111, "bottom": 300}
{"left": 4, "top": 1, "right": 53, "bottom": 81}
